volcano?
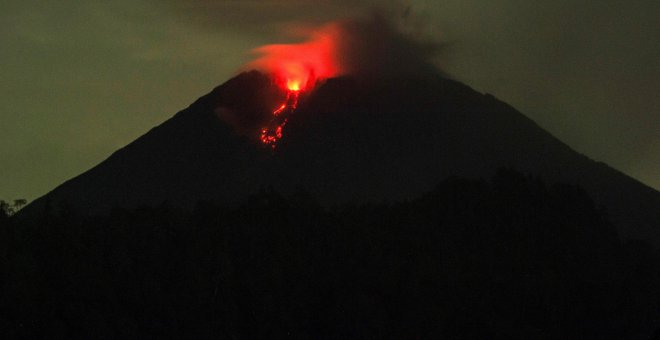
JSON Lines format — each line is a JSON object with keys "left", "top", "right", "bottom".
{"left": 22, "top": 71, "right": 660, "bottom": 246}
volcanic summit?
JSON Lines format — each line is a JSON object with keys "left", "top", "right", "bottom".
{"left": 21, "top": 69, "right": 660, "bottom": 247}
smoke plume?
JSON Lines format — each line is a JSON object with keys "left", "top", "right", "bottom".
{"left": 244, "top": 14, "right": 443, "bottom": 85}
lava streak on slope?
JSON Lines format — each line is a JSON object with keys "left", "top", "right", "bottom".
{"left": 260, "top": 85, "right": 301, "bottom": 148}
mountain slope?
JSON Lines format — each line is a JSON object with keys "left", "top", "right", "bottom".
{"left": 22, "top": 71, "right": 660, "bottom": 245}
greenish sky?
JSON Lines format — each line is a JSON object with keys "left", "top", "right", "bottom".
{"left": 1, "top": 0, "right": 659, "bottom": 201}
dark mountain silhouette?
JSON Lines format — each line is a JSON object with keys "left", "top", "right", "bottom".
{"left": 5, "top": 71, "right": 660, "bottom": 338}
{"left": 21, "top": 71, "right": 660, "bottom": 246}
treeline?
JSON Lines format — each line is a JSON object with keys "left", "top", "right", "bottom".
{"left": 0, "top": 199, "right": 27, "bottom": 219}
{"left": 0, "top": 169, "right": 659, "bottom": 339}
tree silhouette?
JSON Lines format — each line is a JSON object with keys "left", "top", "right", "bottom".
{"left": 0, "top": 199, "right": 28, "bottom": 218}
{"left": 0, "top": 172, "right": 658, "bottom": 338}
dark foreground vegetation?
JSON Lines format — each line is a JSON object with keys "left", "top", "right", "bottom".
{"left": 1, "top": 169, "right": 659, "bottom": 339}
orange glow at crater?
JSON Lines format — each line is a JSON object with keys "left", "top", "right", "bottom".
{"left": 287, "top": 80, "right": 301, "bottom": 92}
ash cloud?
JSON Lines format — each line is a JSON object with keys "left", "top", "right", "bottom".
{"left": 331, "top": 14, "right": 443, "bottom": 78}
{"left": 161, "top": 1, "right": 445, "bottom": 78}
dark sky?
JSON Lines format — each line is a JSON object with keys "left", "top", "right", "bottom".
{"left": 1, "top": 0, "right": 659, "bottom": 201}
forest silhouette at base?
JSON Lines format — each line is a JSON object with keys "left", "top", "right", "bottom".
{"left": 1, "top": 169, "right": 659, "bottom": 339}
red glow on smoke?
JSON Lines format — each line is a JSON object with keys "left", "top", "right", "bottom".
{"left": 249, "top": 24, "right": 343, "bottom": 148}
{"left": 249, "top": 24, "right": 341, "bottom": 93}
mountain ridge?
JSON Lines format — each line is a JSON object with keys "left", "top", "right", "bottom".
{"left": 20, "top": 71, "right": 660, "bottom": 246}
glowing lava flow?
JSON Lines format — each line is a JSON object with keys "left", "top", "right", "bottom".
{"left": 260, "top": 84, "right": 301, "bottom": 148}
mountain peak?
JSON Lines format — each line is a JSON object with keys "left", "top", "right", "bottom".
{"left": 20, "top": 72, "right": 660, "bottom": 246}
